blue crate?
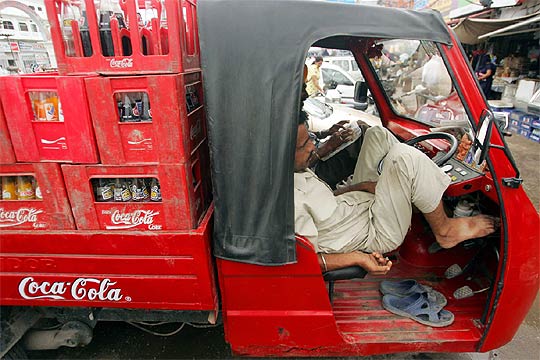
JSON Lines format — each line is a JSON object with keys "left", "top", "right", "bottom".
{"left": 509, "top": 125, "right": 520, "bottom": 133}
{"left": 519, "top": 128, "right": 531, "bottom": 138}
{"left": 510, "top": 119, "right": 520, "bottom": 127}
{"left": 519, "top": 113, "right": 538, "bottom": 125}
{"left": 521, "top": 122, "right": 532, "bottom": 131}
{"left": 531, "top": 127, "right": 540, "bottom": 136}
{"left": 529, "top": 133, "right": 540, "bottom": 143}
{"left": 509, "top": 110, "right": 526, "bottom": 122}
{"left": 532, "top": 118, "right": 540, "bottom": 128}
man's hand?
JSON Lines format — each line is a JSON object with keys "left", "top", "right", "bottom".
{"left": 355, "top": 251, "right": 392, "bottom": 275}
{"left": 326, "top": 121, "right": 349, "bottom": 136}
{"left": 333, "top": 181, "right": 377, "bottom": 196}
{"left": 319, "top": 251, "right": 392, "bottom": 276}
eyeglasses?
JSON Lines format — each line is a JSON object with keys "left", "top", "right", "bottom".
{"left": 297, "top": 132, "right": 317, "bottom": 150}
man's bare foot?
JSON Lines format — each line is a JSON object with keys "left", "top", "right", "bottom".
{"left": 436, "top": 215, "right": 499, "bottom": 249}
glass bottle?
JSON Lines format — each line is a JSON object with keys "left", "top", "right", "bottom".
{"left": 2, "top": 176, "right": 18, "bottom": 200}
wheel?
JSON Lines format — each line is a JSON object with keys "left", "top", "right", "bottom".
{"left": 404, "top": 132, "right": 458, "bottom": 166}
{"left": 377, "top": 132, "right": 458, "bottom": 175}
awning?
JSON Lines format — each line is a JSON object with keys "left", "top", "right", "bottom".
{"left": 478, "top": 14, "right": 540, "bottom": 39}
{"left": 451, "top": 11, "right": 539, "bottom": 44}
{"left": 449, "top": 0, "right": 521, "bottom": 20}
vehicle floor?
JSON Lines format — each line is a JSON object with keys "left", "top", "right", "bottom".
{"left": 332, "top": 253, "right": 488, "bottom": 345}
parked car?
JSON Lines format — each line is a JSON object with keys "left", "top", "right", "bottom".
{"left": 317, "top": 63, "right": 368, "bottom": 109}
{"left": 324, "top": 55, "right": 363, "bottom": 81}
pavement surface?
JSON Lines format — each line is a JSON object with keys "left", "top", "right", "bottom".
{"left": 28, "top": 134, "right": 539, "bottom": 360}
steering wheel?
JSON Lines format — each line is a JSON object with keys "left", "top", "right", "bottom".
{"left": 377, "top": 132, "right": 458, "bottom": 174}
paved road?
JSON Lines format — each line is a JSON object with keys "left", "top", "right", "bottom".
{"left": 28, "top": 134, "right": 540, "bottom": 360}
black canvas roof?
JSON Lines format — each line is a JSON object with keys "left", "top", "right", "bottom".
{"left": 198, "top": 0, "right": 452, "bottom": 265}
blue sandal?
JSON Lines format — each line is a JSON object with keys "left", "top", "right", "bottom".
{"left": 382, "top": 292, "right": 454, "bottom": 327}
{"left": 380, "top": 279, "right": 447, "bottom": 310}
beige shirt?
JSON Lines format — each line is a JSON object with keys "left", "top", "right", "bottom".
{"left": 294, "top": 169, "right": 374, "bottom": 254}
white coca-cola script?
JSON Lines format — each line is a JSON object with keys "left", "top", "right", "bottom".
{"left": 109, "top": 58, "right": 134, "bottom": 68}
{"left": 0, "top": 208, "right": 44, "bottom": 227}
{"left": 18, "top": 277, "right": 126, "bottom": 301}
{"left": 105, "top": 209, "right": 161, "bottom": 230}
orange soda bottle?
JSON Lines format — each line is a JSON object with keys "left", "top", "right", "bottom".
{"left": 2, "top": 176, "right": 18, "bottom": 200}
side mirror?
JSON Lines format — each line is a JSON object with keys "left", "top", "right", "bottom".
{"left": 474, "top": 109, "right": 495, "bottom": 165}
{"left": 354, "top": 81, "right": 368, "bottom": 103}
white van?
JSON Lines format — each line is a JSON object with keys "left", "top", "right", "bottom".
{"left": 324, "top": 56, "right": 363, "bottom": 81}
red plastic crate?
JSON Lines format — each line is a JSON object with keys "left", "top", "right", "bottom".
{"left": 45, "top": 0, "right": 200, "bottom": 75}
{"left": 0, "top": 98, "right": 16, "bottom": 164}
{"left": 0, "top": 163, "right": 75, "bottom": 230}
{"left": 85, "top": 71, "right": 206, "bottom": 164}
{"left": 62, "top": 152, "right": 209, "bottom": 230}
{"left": 0, "top": 74, "right": 99, "bottom": 164}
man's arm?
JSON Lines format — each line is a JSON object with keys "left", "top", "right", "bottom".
{"left": 318, "top": 251, "right": 392, "bottom": 275}
{"left": 333, "top": 181, "right": 377, "bottom": 196}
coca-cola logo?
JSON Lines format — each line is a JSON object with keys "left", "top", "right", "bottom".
{"left": 109, "top": 58, "right": 133, "bottom": 68}
{"left": 0, "top": 208, "right": 44, "bottom": 228}
{"left": 18, "top": 277, "right": 128, "bottom": 302}
{"left": 104, "top": 209, "right": 161, "bottom": 230}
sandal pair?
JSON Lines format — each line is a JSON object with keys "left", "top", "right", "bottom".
{"left": 380, "top": 279, "right": 453, "bottom": 327}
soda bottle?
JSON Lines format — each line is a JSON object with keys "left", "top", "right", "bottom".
{"left": 79, "top": 10, "right": 93, "bottom": 57}
{"left": 35, "top": 92, "right": 47, "bottom": 121}
{"left": 45, "top": 93, "right": 59, "bottom": 121}
{"left": 140, "top": 179, "right": 150, "bottom": 201}
{"left": 113, "top": 178, "right": 123, "bottom": 202}
{"left": 129, "top": 178, "right": 139, "bottom": 201}
{"left": 150, "top": 178, "right": 161, "bottom": 202}
{"left": 2, "top": 176, "right": 17, "bottom": 200}
{"left": 60, "top": 0, "right": 77, "bottom": 57}
{"left": 98, "top": 0, "right": 115, "bottom": 56}
{"left": 120, "top": 178, "right": 132, "bottom": 202}
{"left": 17, "top": 176, "right": 35, "bottom": 200}
{"left": 122, "top": 95, "right": 135, "bottom": 122}
{"left": 33, "top": 177, "right": 43, "bottom": 200}
{"left": 141, "top": 93, "right": 152, "bottom": 121}
{"left": 96, "top": 178, "right": 113, "bottom": 202}
{"left": 111, "top": 0, "right": 132, "bottom": 56}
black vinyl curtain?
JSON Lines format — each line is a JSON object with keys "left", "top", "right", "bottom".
{"left": 198, "top": 0, "right": 452, "bottom": 265}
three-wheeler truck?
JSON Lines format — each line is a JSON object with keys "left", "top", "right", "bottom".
{"left": 1, "top": 0, "right": 538, "bottom": 357}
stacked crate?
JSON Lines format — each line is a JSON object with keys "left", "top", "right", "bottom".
{"left": 508, "top": 110, "right": 540, "bottom": 143}
{"left": 0, "top": 0, "right": 211, "bottom": 232}
{"left": 0, "top": 74, "right": 84, "bottom": 230}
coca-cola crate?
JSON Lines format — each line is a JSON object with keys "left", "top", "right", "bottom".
{"left": 45, "top": 0, "right": 200, "bottom": 75}
{"left": 62, "top": 152, "right": 209, "bottom": 230}
{"left": 85, "top": 72, "right": 205, "bottom": 164}
{"left": 0, "top": 98, "right": 16, "bottom": 164}
{"left": 0, "top": 74, "right": 99, "bottom": 164}
{"left": 0, "top": 163, "right": 75, "bottom": 230}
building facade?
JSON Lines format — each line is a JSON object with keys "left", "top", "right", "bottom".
{"left": 0, "top": 0, "right": 55, "bottom": 73}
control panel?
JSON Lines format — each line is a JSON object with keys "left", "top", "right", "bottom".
{"left": 442, "top": 158, "right": 484, "bottom": 184}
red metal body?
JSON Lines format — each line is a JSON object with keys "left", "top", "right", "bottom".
{"left": 0, "top": 74, "right": 99, "bottom": 164}
{"left": 0, "top": 163, "right": 75, "bottom": 230}
{"left": 61, "top": 159, "right": 210, "bottom": 230}
{"left": 0, "top": 206, "right": 217, "bottom": 312}
{"left": 84, "top": 72, "right": 205, "bottom": 165}
{"left": 45, "top": 0, "right": 200, "bottom": 75}
{"left": 0, "top": 98, "right": 16, "bottom": 164}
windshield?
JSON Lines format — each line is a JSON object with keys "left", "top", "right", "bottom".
{"left": 370, "top": 39, "right": 471, "bottom": 129}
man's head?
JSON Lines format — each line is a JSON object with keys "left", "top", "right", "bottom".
{"left": 314, "top": 56, "right": 323, "bottom": 67}
{"left": 295, "top": 111, "right": 317, "bottom": 172}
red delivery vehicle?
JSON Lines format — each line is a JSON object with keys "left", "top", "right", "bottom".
{"left": 0, "top": 0, "right": 538, "bottom": 358}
